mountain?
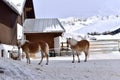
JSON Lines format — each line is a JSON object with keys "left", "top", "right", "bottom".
{"left": 59, "top": 15, "right": 120, "bottom": 37}
{"left": 109, "top": 28, "right": 120, "bottom": 35}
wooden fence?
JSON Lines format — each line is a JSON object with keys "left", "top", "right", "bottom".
{"left": 89, "top": 39, "right": 120, "bottom": 53}
{"left": 60, "top": 39, "right": 120, "bottom": 55}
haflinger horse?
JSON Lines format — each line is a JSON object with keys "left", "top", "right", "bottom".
{"left": 67, "top": 38, "right": 89, "bottom": 63}
{"left": 20, "top": 40, "right": 49, "bottom": 65}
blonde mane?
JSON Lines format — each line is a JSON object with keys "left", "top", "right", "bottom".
{"left": 69, "top": 38, "right": 78, "bottom": 46}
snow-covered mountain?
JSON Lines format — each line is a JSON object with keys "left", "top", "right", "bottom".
{"left": 59, "top": 15, "right": 120, "bottom": 38}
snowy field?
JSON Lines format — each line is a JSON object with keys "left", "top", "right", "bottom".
{"left": 1, "top": 52, "right": 120, "bottom": 80}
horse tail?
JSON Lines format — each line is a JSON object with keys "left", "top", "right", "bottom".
{"left": 45, "top": 43, "right": 49, "bottom": 55}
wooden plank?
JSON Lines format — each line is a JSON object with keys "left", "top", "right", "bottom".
{"left": 60, "top": 39, "right": 120, "bottom": 54}
{"left": 89, "top": 39, "right": 120, "bottom": 53}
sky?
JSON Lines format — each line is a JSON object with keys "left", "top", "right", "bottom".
{"left": 33, "top": 0, "right": 120, "bottom": 18}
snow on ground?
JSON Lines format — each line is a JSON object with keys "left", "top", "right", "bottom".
{"left": 1, "top": 52, "right": 120, "bottom": 80}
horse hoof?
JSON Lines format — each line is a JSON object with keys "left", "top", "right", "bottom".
{"left": 84, "top": 60, "right": 87, "bottom": 62}
{"left": 46, "top": 63, "right": 48, "bottom": 65}
{"left": 27, "top": 62, "right": 30, "bottom": 64}
{"left": 72, "top": 61, "right": 74, "bottom": 63}
{"left": 0, "top": 70, "right": 4, "bottom": 73}
{"left": 78, "top": 61, "right": 80, "bottom": 63}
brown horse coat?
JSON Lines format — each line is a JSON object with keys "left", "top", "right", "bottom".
{"left": 67, "top": 38, "right": 89, "bottom": 63}
{"left": 21, "top": 40, "right": 49, "bottom": 65}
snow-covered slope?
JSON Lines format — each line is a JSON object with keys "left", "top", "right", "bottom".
{"left": 59, "top": 15, "right": 120, "bottom": 39}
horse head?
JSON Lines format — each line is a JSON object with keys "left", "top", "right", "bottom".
{"left": 18, "top": 39, "right": 29, "bottom": 46}
{"left": 67, "top": 37, "right": 77, "bottom": 46}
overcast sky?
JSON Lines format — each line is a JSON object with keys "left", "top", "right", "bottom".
{"left": 33, "top": 0, "right": 120, "bottom": 18}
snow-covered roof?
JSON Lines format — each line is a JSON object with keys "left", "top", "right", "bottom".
{"left": 23, "top": 19, "right": 65, "bottom": 33}
{"left": 3, "top": 0, "right": 26, "bottom": 15}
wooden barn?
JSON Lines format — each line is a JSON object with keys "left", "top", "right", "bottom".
{"left": 0, "top": 0, "right": 35, "bottom": 57}
{"left": 0, "top": 0, "right": 35, "bottom": 45}
{"left": 23, "top": 18, "right": 65, "bottom": 50}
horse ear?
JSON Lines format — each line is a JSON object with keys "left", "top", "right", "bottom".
{"left": 68, "top": 37, "right": 71, "bottom": 40}
{"left": 66, "top": 38, "right": 70, "bottom": 40}
{"left": 26, "top": 40, "right": 29, "bottom": 42}
{"left": 66, "top": 38, "right": 69, "bottom": 40}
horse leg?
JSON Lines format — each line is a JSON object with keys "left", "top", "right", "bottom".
{"left": 38, "top": 56, "right": 43, "bottom": 65}
{"left": 72, "top": 54, "right": 75, "bottom": 63}
{"left": 38, "top": 52, "right": 44, "bottom": 65}
{"left": 45, "top": 43, "right": 49, "bottom": 65}
{"left": 77, "top": 52, "right": 80, "bottom": 63}
{"left": 84, "top": 51, "right": 88, "bottom": 62}
{"left": 45, "top": 53, "right": 49, "bottom": 65}
{"left": 72, "top": 52, "right": 75, "bottom": 63}
{"left": 26, "top": 53, "right": 30, "bottom": 64}
{"left": 27, "top": 57, "right": 30, "bottom": 64}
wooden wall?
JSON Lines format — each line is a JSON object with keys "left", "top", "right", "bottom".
{"left": 0, "top": 0, "right": 35, "bottom": 45}
{"left": 24, "top": 0, "right": 35, "bottom": 18}
{"left": 0, "top": 1, "right": 18, "bottom": 45}
{"left": 25, "top": 33, "right": 62, "bottom": 48}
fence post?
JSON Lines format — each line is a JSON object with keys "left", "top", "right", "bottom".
{"left": 60, "top": 42, "right": 64, "bottom": 56}
{"left": 1, "top": 49, "right": 4, "bottom": 57}
{"left": 118, "top": 40, "right": 120, "bottom": 52}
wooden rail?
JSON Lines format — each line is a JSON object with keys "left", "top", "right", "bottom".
{"left": 60, "top": 39, "right": 120, "bottom": 55}
{"left": 89, "top": 39, "right": 120, "bottom": 53}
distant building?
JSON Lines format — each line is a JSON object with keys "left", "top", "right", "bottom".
{"left": 0, "top": 0, "right": 35, "bottom": 57}
{"left": 0, "top": 0, "right": 35, "bottom": 45}
{"left": 23, "top": 18, "right": 65, "bottom": 49}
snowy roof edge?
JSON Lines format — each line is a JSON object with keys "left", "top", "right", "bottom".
{"left": 3, "top": 0, "right": 26, "bottom": 15}
{"left": 23, "top": 18, "right": 65, "bottom": 33}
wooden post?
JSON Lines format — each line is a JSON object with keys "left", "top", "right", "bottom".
{"left": 118, "top": 40, "right": 120, "bottom": 52}
{"left": 1, "top": 49, "right": 4, "bottom": 57}
{"left": 60, "top": 42, "right": 64, "bottom": 56}
{"left": 17, "top": 39, "right": 21, "bottom": 60}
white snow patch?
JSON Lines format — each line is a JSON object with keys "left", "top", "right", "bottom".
{"left": 1, "top": 52, "right": 120, "bottom": 80}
